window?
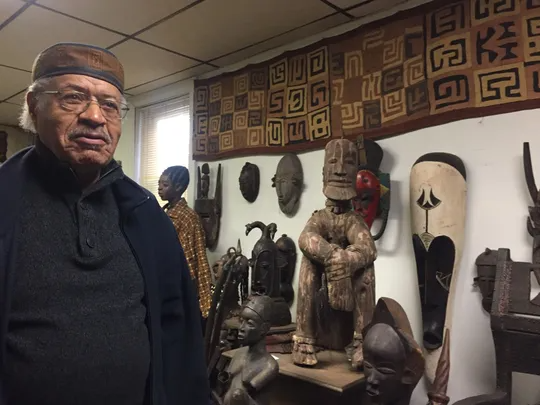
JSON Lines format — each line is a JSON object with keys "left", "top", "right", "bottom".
{"left": 135, "top": 95, "right": 191, "bottom": 203}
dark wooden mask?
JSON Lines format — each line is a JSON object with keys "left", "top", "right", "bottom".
{"left": 272, "top": 153, "right": 303, "bottom": 217}
{"left": 239, "top": 162, "right": 260, "bottom": 203}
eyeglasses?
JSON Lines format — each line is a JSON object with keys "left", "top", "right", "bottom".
{"left": 40, "top": 90, "right": 130, "bottom": 120}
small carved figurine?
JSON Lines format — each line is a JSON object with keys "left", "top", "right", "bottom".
{"left": 410, "top": 152, "right": 466, "bottom": 383}
{"left": 272, "top": 154, "right": 303, "bottom": 217}
{"left": 246, "top": 222, "right": 291, "bottom": 327}
{"left": 239, "top": 162, "right": 260, "bottom": 203}
{"left": 275, "top": 234, "right": 297, "bottom": 305}
{"left": 220, "top": 295, "right": 279, "bottom": 405}
{"left": 353, "top": 136, "right": 391, "bottom": 241}
{"left": 363, "top": 297, "right": 424, "bottom": 405}
{"left": 194, "top": 163, "right": 222, "bottom": 250}
{"left": 473, "top": 249, "right": 498, "bottom": 313}
{"left": 0, "top": 131, "right": 7, "bottom": 163}
{"left": 292, "top": 139, "right": 377, "bottom": 370}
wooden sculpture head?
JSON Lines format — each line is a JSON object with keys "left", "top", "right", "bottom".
{"left": 363, "top": 297, "right": 424, "bottom": 405}
{"left": 323, "top": 139, "right": 357, "bottom": 201}
{"left": 239, "top": 162, "right": 260, "bottom": 203}
{"left": 272, "top": 153, "right": 303, "bottom": 216}
{"left": 238, "top": 295, "right": 273, "bottom": 345}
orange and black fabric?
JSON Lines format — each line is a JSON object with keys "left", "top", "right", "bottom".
{"left": 166, "top": 198, "right": 212, "bottom": 318}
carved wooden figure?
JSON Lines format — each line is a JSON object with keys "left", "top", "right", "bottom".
{"left": 245, "top": 222, "right": 291, "bottom": 327}
{"left": 0, "top": 131, "right": 7, "bottom": 163}
{"left": 362, "top": 297, "right": 424, "bottom": 405}
{"left": 427, "top": 329, "right": 451, "bottom": 405}
{"left": 219, "top": 295, "right": 279, "bottom": 405}
{"left": 272, "top": 153, "right": 303, "bottom": 217}
{"left": 239, "top": 162, "right": 260, "bottom": 203}
{"left": 524, "top": 142, "right": 540, "bottom": 266}
{"left": 195, "top": 163, "right": 222, "bottom": 250}
{"left": 275, "top": 234, "right": 297, "bottom": 306}
{"left": 292, "top": 139, "right": 377, "bottom": 370}
{"left": 410, "top": 153, "right": 466, "bottom": 383}
{"left": 354, "top": 136, "right": 391, "bottom": 241}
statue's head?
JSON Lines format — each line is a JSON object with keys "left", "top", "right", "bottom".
{"left": 474, "top": 248, "right": 498, "bottom": 313}
{"left": 323, "top": 139, "right": 357, "bottom": 201}
{"left": 363, "top": 298, "right": 424, "bottom": 405}
{"left": 238, "top": 295, "right": 273, "bottom": 345}
{"left": 201, "top": 163, "right": 210, "bottom": 196}
{"left": 239, "top": 162, "right": 260, "bottom": 203}
{"left": 272, "top": 153, "right": 303, "bottom": 216}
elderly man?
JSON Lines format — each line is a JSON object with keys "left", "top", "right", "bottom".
{"left": 0, "top": 43, "right": 209, "bottom": 405}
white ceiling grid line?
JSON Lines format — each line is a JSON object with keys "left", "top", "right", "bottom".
{"left": 0, "top": 0, "right": 422, "bottom": 126}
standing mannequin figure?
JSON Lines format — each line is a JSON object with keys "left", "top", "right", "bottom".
{"left": 159, "top": 165, "right": 213, "bottom": 328}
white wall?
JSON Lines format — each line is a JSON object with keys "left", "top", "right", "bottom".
{"left": 0, "top": 125, "right": 33, "bottom": 158}
{"left": 124, "top": 1, "right": 540, "bottom": 403}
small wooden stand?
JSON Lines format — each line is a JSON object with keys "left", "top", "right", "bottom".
{"left": 222, "top": 349, "right": 366, "bottom": 405}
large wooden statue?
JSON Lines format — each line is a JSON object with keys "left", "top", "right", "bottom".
{"left": 410, "top": 153, "right": 467, "bottom": 383}
{"left": 292, "top": 138, "right": 377, "bottom": 370}
{"left": 219, "top": 295, "right": 279, "bottom": 405}
{"left": 195, "top": 163, "right": 222, "bottom": 250}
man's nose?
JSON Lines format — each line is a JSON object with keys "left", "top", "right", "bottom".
{"left": 79, "top": 101, "right": 107, "bottom": 126}
{"left": 367, "top": 372, "right": 379, "bottom": 385}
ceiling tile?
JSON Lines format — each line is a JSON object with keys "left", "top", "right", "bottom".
{"left": 126, "top": 64, "right": 215, "bottom": 95}
{"left": 349, "top": 0, "right": 407, "bottom": 17}
{"left": 327, "top": 0, "right": 373, "bottom": 9}
{"left": 0, "top": 0, "right": 25, "bottom": 24}
{"left": 137, "top": 0, "right": 336, "bottom": 61}
{"left": 0, "top": 102, "right": 22, "bottom": 126}
{"left": 0, "top": 5, "right": 124, "bottom": 71}
{"left": 35, "top": 0, "right": 197, "bottom": 35}
{"left": 110, "top": 40, "right": 199, "bottom": 90}
{"left": 6, "top": 90, "right": 26, "bottom": 106}
{"left": 0, "top": 66, "right": 30, "bottom": 101}
{"left": 212, "top": 13, "right": 350, "bottom": 67}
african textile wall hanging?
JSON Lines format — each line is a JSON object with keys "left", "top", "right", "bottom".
{"left": 193, "top": 0, "right": 540, "bottom": 161}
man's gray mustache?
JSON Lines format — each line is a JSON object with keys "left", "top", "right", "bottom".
{"left": 68, "top": 130, "right": 112, "bottom": 144}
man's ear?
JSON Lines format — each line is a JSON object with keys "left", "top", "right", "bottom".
{"left": 27, "top": 92, "right": 38, "bottom": 117}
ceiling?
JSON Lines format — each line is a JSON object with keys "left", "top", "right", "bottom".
{"left": 0, "top": 0, "right": 413, "bottom": 126}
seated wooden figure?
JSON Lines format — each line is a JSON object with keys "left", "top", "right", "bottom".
{"left": 220, "top": 295, "right": 279, "bottom": 405}
{"left": 362, "top": 297, "right": 425, "bottom": 405}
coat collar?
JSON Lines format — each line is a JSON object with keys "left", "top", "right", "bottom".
{"left": 0, "top": 145, "right": 151, "bottom": 236}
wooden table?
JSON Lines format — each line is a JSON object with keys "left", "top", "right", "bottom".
{"left": 222, "top": 349, "right": 367, "bottom": 405}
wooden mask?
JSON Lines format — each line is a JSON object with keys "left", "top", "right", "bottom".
{"left": 194, "top": 163, "right": 222, "bottom": 251}
{"left": 353, "top": 136, "right": 391, "bottom": 240}
{"left": 272, "top": 154, "right": 303, "bottom": 216}
{"left": 363, "top": 297, "right": 424, "bottom": 405}
{"left": 410, "top": 153, "right": 466, "bottom": 383}
{"left": 322, "top": 139, "right": 357, "bottom": 201}
{"left": 275, "top": 234, "right": 296, "bottom": 305}
{"left": 0, "top": 131, "right": 7, "bottom": 163}
{"left": 239, "top": 162, "right": 260, "bottom": 203}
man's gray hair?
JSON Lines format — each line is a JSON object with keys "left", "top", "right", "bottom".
{"left": 19, "top": 77, "right": 52, "bottom": 134}
{"left": 19, "top": 77, "right": 128, "bottom": 134}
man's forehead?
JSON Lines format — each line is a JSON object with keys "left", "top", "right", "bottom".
{"left": 53, "top": 74, "right": 122, "bottom": 98}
